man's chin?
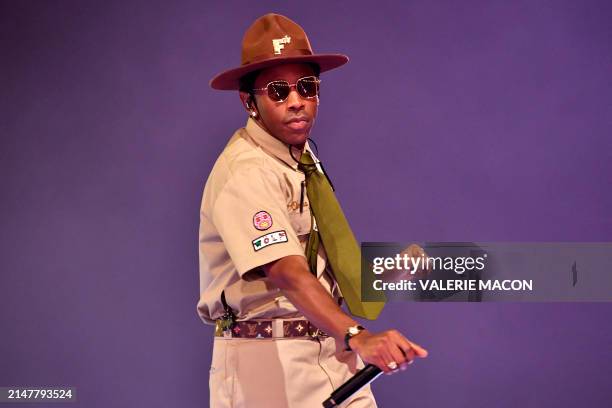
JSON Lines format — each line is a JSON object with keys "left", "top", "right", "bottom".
{"left": 282, "top": 131, "right": 309, "bottom": 147}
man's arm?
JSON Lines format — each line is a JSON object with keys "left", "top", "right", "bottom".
{"left": 263, "top": 255, "right": 428, "bottom": 373}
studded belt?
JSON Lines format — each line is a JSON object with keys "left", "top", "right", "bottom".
{"left": 214, "top": 318, "right": 329, "bottom": 339}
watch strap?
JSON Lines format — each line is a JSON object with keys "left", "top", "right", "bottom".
{"left": 344, "top": 325, "right": 365, "bottom": 351}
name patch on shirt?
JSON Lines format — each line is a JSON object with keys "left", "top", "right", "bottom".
{"left": 252, "top": 230, "right": 287, "bottom": 251}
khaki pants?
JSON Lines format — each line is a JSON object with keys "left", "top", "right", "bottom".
{"left": 209, "top": 335, "right": 377, "bottom": 408}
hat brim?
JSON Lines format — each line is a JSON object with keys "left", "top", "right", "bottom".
{"left": 209, "top": 54, "right": 349, "bottom": 90}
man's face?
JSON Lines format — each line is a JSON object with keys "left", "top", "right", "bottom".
{"left": 242, "top": 63, "right": 318, "bottom": 147}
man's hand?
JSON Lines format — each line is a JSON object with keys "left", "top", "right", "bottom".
{"left": 385, "top": 244, "right": 432, "bottom": 283}
{"left": 263, "top": 256, "right": 429, "bottom": 375}
{"left": 402, "top": 244, "right": 432, "bottom": 277}
{"left": 348, "top": 329, "right": 428, "bottom": 374}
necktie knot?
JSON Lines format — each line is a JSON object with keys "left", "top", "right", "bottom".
{"left": 298, "top": 150, "right": 318, "bottom": 178}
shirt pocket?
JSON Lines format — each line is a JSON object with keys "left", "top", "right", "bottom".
{"left": 282, "top": 173, "right": 312, "bottom": 237}
{"left": 287, "top": 205, "right": 312, "bottom": 237}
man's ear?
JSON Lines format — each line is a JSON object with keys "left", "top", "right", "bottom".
{"left": 239, "top": 91, "right": 252, "bottom": 111}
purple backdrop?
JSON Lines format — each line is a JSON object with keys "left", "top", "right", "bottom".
{"left": 1, "top": 1, "right": 611, "bottom": 407}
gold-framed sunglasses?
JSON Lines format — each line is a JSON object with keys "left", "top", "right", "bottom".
{"left": 252, "top": 76, "right": 320, "bottom": 102}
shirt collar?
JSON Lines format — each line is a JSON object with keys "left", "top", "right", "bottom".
{"left": 244, "top": 117, "right": 313, "bottom": 170}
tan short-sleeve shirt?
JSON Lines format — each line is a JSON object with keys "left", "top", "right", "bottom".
{"left": 197, "top": 118, "right": 339, "bottom": 324}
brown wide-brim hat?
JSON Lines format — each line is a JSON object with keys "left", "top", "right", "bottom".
{"left": 210, "top": 13, "right": 349, "bottom": 90}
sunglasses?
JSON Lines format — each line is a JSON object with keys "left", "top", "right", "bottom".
{"left": 252, "top": 76, "right": 320, "bottom": 102}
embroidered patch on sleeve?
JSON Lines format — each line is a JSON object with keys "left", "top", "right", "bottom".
{"left": 252, "top": 230, "right": 287, "bottom": 251}
{"left": 253, "top": 210, "right": 273, "bottom": 231}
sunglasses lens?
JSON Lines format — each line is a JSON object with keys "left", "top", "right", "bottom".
{"left": 262, "top": 77, "right": 319, "bottom": 101}
{"left": 297, "top": 77, "right": 319, "bottom": 98}
{"left": 267, "top": 81, "right": 290, "bottom": 102}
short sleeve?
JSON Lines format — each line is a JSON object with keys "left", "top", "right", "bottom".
{"left": 212, "top": 166, "right": 305, "bottom": 279}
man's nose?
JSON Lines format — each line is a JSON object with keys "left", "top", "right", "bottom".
{"left": 286, "top": 88, "right": 304, "bottom": 110}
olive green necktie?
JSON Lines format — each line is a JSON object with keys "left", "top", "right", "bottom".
{"left": 299, "top": 150, "right": 385, "bottom": 320}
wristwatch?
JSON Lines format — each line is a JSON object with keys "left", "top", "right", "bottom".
{"left": 344, "top": 325, "right": 365, "bottom": 351}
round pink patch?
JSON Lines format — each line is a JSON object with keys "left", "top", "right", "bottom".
{"left": 253, "top": 211, "right": 273, "bottom": 231}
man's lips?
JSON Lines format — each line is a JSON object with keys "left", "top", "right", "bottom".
{"left": 285, "top": 117, "right": 309, "bottom": 130}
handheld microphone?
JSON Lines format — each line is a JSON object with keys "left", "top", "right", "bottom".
{"left": 322, "top": 364, "right": 383, "bottom": 407}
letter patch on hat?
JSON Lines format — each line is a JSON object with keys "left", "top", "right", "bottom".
{"left": 252, "top": 230, "right": 287, "bottom": 251}
{"left": 272, "top": 35, "right": 291, "bottom": 55}
{"left": 253, "top": 211, "right": 273, "bottom": 231}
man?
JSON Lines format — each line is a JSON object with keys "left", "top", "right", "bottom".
{"left": 197, "top": 14, "right": 428, "bottom": 407}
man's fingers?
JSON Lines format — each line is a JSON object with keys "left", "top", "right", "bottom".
{"left": 394, "top": 333, "right": 417, "bottom": 359}
{"left": 400, "top": 347, "right": 416, "bottom": 361}
{"left": 359, "top": 330, "right": 427, "bottom": 374}
{"left": 396, "top": 332, "right": 428, "bottom": 358}
{"left": 407, "top": 340, "right": 428, "bottom": 358}
{"left": 398, "top": 346, "right": 415, "bottom": 370}
{"left": 399, "top": 359, "right": 414, "bottom": 371}
{"left": 389, "top": 343, "right": 408, "bottom": 367}
{"left": 403, "top": 245, "right": 431, "bottom": 275}
{"left": 380, "top": 349, "right": 401, "bottom": 375}
{"left": 362, "top": 355, "right": 392, "bottom": 374}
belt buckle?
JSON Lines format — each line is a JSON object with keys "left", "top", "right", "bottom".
{"left": 215, "top": 320, "right": 231, "bottom": 337}
{"left": 216, "top": 311, "right": 236, "bottom": 338}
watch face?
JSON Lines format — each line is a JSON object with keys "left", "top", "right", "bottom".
{"left": 348, "top": 326, "right": 360, "bottom": 335}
